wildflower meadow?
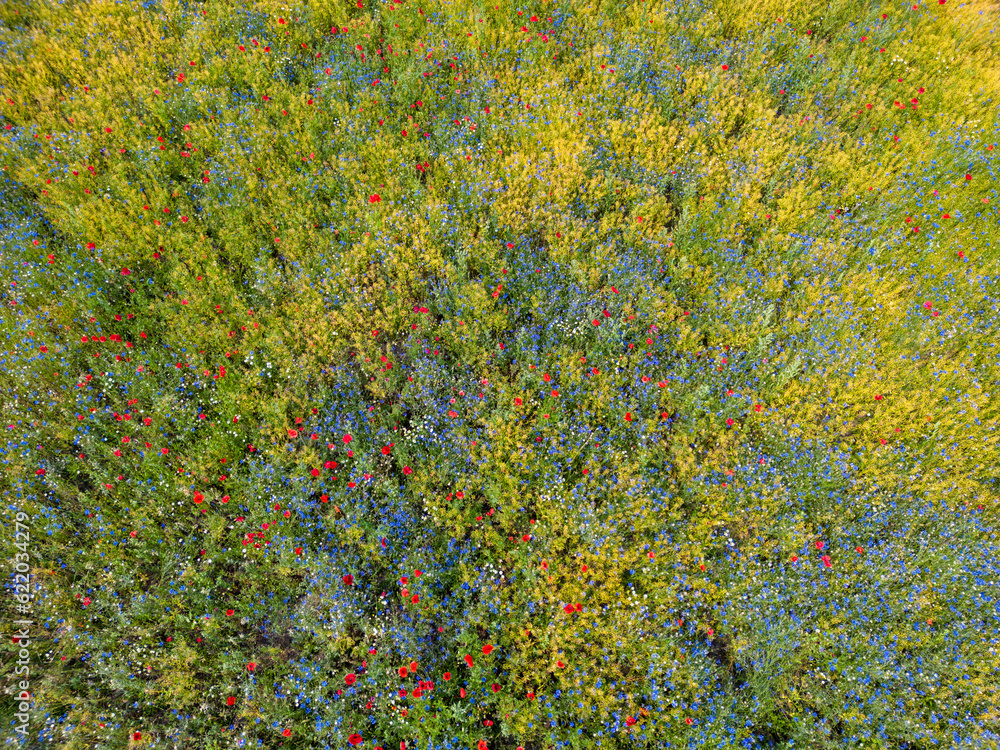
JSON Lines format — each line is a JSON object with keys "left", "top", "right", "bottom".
{"left": 1, "top": 0, "right": 999, "bottom": 747}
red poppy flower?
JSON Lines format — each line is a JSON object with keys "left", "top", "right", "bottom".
{"left": 565, "top": 603, "right": 575, "bottom": 614}
{"left": 821, "top": 555, "right": 832, "bottom": 568}
{"left": 399, "top": 666, "right": 409, "bottom": 678}
{"left": 247, "top": 662, "right": 256, "bottom": 672}
{"left": 491, "top": 683, "right": 501, "bottom": 693}
{"left": 791, "top": 554, "right": 799, "bottom": 562}
{"left": 134, "top": 733, "right": 142, "bottom": 741}
{"left": 410, "top": 661, "right": 418, "bottom": 672}
{"left": 283, "top": 729, "right": 291, "bottom": 737}
{"left": 227, "top": 696, "right": 236, "bottom": 706}
{"left": 626, "top": 716, "right": 636, "bottom": 726}
{"left": 345, "top": 673, "right": 356, "bottom": 685}
{"left": 403, "top": 466, "right": 413, "bottom": 475}
{"left": 815, "top": 541, "right": 824, "bottom": 550}
{"left": 464, "top": 654, "right": 474, "bottom": 667}
{"left": 343, "top": 574, "right": 354, "bottom": 585}
{"left": 349, "top": 735, "right": 364, "bottom": 746}
{"left": 369, "top": 194, "right": 381, "bottom": 203}
{"left": 226, "top": 609, "right": 234, "bottom": 616}
{"left": 483, "top": 644, "right": 493, "bottom": 655}
{"left": 443, "top": 672, "right": 451, "bottom": 680}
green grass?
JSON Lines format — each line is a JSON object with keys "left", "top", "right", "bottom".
{"left": 1, "top": 0, "right": 999, "bottom": 747}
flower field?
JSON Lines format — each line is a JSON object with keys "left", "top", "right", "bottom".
{"left": 1, "top": 0, "right": 999, "bottom": 747}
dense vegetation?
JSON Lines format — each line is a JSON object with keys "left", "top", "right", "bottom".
{"left": 2, "top": 0, "right": 999, "bottom": 747}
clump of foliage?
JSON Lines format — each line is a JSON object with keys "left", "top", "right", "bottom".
{"left": 1, "top": 0, "right": 999, "bottom": 748}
